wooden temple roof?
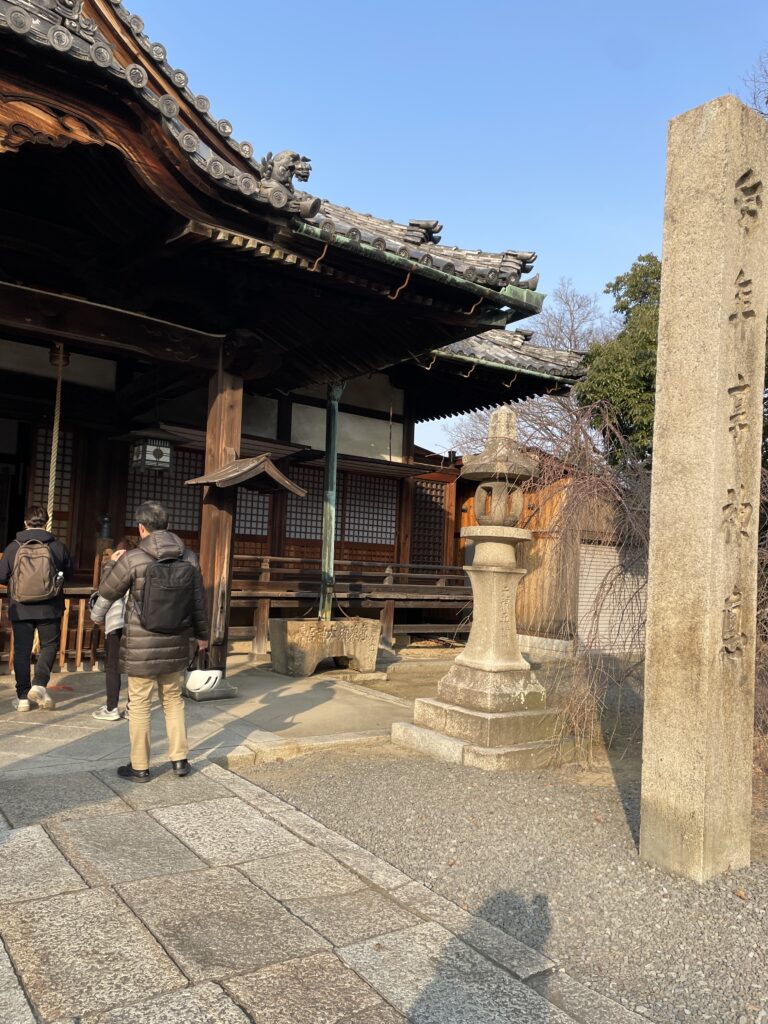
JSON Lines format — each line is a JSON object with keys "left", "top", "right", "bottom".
{"left": 0, "top": 0, "right": 542, "bottom": 302}
{"left": 388, "top": 329, "right": 584, "bottom": 422}
{"left": 0, "top": 0, "right": 588, "bottom": 422}
{"left": 0, "top": 2, "right": 547, "bottom": 382}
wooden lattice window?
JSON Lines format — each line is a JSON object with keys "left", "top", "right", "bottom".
{"left": 286, "top": 466, "right": 348, "bottom": 544}
{"left": 411, "top": 479, "right": 446, "bottom": 565}
{"left": 125, "top": 448, "right": 203, "bottom": 533}
{"left": 235, "top": 488, "right": 269, "bottom": 536}
{"left": 342, "top": 472, "right": 397, "bottom": 545}
{"left": 286, "top": 465, "right": 325, "bottom": 540}
{"left": 29, "top": 427, "right": 74, "bottom": 543}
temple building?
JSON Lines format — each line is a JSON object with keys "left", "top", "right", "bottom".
{"left": 0, "top": 0, "right": 581, "bottom": 667}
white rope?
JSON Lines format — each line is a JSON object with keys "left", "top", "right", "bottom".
{"left": 46, "top": 343, "right": 64, "bottom": 532}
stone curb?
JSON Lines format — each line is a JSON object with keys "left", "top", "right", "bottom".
{"left": 333, "top": 680, "right": 414, "bottom": 708}
{"left": 203, "top": 761, "right": 654, "bottom": 1024}
{"left": 208, "top": 730, "right": 392, "bottom": 769}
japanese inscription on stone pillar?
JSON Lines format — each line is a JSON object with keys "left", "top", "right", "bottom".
{"left": 721, "top": 170, "right": 763, "bottom": 664}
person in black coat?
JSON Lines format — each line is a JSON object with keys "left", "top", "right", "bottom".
{"left": 95, "top": 500, "right": 208, "bottom": 782}
{"left": 0, "top": 505, "right": 73, "bottom": 712}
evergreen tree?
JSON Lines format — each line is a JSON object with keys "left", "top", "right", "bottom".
{"left": 575, "top": 254, "right": 661, "bottom": 463}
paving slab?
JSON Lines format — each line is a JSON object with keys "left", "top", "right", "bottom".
{"left": 97, "top": 765, "right": 232, "bottom": 810}
{"left": 346, "top": 1009, "right": 407, "bottom": 1023}
{"left": 0, "top": 940, "right": 35, "bottom": 1024}
{"left": 0, "top": 825, "right": 87, "bottom": 904}
{"left": 267, "top": 808, "right": 410, "bottom": 888}
{"left": 240, "top": 846, "right": 366, "bottom": 900}
{"left": 117, "top": 866, "right": 329, "bottom": 982}
{"left": 287, "top": 888, "right": 420, "bottom": 947}
{"left": 47, "top": 811, "right": 207, "bottom": 887}
{"left": 222, "top": 951, "right": 385, "bottom": 1024}
{"left": 527, "top": 970, "right": 650, "bottom": 1024}
{"left": 0, "top": 771, "right": 125, "bottom": 827}
{"left": 390, "top": 881, "right": 555, "bottom": 980}
{"left": 200, "top": 763, "right": 293, "bottom": 811}
{"left": 339, "top": 922, "right": 576, "bottom": 1024}
{"left": 0, "top": 887, "right": 185, "bottom": 1020}
{"left": 151, "top": 797, "right": 303, "bottom": 864}
{"left": 49, "top": 982, "right": 251, "bottom": 1024}
{"left": 0, "top": 722, "right": 127, "bottom": 769}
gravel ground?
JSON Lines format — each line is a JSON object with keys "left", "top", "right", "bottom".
{"left": 242, "top": 746, "right": 768, "bottom": 1024}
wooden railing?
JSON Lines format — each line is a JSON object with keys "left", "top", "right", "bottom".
{"left": 0, "top": 557, "right": 473, "bottom": 669}
{"left": 0, "top": 585, "right": 101, "bottom": 672}
{"left": 230, "top": 555, "right": 472, "bottom": 653}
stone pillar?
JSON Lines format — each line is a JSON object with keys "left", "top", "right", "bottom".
{"left": 640, "top": 96, "right": 768, "bottom": 881}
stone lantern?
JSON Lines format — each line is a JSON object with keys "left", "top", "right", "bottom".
{"left": 393, "top": 406, "right": 578, "bottom": 770}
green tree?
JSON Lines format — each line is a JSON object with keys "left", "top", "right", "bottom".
{"left": 575, "top": 253, "right": 661, "bottom": 463}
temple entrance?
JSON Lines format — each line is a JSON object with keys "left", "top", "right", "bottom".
{"left": 0, "top": 418, "right": 30, "bottom": 548}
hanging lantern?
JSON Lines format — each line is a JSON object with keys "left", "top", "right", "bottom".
{"left": 130, "top": 435, "right": 174, "bottom": 472}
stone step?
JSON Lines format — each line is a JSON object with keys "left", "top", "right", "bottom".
{"left": 391, "top": 722, "right": 466, "bottom": 764}
{"left": 392, "top": 722, "right": 580, "bottom": 772}
{"left": 385, "top": 659, "right": 456, "bottom": 683}
{"left": 413, "top": 697, "right": 561, "bottom": 748}
{"left": 463, "top": 737, "right": 580, "bottom": 772}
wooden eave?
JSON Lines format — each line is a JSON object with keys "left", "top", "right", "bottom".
{"left": 388, "top": 338, "right": 583, "bottom": 423}
{"left": 0, "top": 0, "right": 544, "bottom": 322}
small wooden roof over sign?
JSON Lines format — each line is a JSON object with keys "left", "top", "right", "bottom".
{"left": 185, "top": 454, "right": 307, "bottom": 497}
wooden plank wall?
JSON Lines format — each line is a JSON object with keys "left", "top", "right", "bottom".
{"left": 459, "top": 477, "right": 580, "bottom": 640}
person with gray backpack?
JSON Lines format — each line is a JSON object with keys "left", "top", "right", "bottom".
{"left": 93, "top": 501, "right": 208, "bottom": 782}
{"left": 0, "top": 505, "right": 73, "bottom": 712}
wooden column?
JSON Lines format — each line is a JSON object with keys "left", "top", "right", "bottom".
{"left": 198, "top": 361, "right": 243, "bottom": 671}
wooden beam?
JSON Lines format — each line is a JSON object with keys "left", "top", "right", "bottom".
{"left": 116, "top": 367, "right": 205, "bottom": 418}
{"left": 0, "top": 281, "right": 223, "bottom": 368}
{"left": 198, "top": 359, "right": 243, "bottom": 671}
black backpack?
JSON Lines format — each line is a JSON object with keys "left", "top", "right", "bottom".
{"left": 139, "top": 556, "right": 197, "bottom": 634}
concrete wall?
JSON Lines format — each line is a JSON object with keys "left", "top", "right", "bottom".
{"left": 243, "top": 395, "right": 277, "bottom": 438}
{"left": 291, "top": 404, "right": 403, "bottom": 461}
{"left": 293, "top": 373, "right": 404, "bottom": 415}
{"left": 0, "top": 338, "right": 116, "bottom": 390}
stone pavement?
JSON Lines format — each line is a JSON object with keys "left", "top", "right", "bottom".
{"left": 0, "top": 759, "right": 654, "bottom": 1023}
{"left": 0, "top": 657, "right": 412, "bottom": 778}
{"left": 0, "top": 661, "right": 652, "bottom": 1022}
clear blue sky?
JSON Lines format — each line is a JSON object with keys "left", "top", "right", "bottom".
{"left": 135, "top": 0, "right": 767, "bottom": 449}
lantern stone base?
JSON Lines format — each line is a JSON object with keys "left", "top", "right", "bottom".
{"left": 269, "top": 617, "right": 381, "bottom": 677}
{"left": 437, "top": 661, "right": 547, "bottom": 712}
{"left": 392, "top": 662, "right": 580, "bottom": 772}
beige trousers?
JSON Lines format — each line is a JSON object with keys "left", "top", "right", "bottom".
{"left": 127, "top": 671, "right": 187, "bottom": 771}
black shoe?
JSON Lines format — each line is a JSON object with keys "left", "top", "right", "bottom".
{"left": 117, "top": 763, "right": 150, "bottom": 783}
{"left": 171, "top": 759, "right": 191, "bottom": 777}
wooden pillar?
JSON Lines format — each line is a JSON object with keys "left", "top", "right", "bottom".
{"left": 319, "top": 382, "right": 345, "bottom": 620}
{"left": 198, "top": 361, "right": 243, "bottom": 671}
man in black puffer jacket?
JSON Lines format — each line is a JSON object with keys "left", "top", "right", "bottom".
{"left": 96, "top": 500, "right": 208, "bottom": 782}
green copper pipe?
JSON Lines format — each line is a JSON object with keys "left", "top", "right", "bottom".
{"left": 319, "top": 381, "right": 345, "bottom": 620}
{"left": 289, "top": 220, "right": 545, "bottom": 317}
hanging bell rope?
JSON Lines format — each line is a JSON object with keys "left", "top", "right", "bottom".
{"left": 46, "top": 343, "right": 66, "bottom": 532}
